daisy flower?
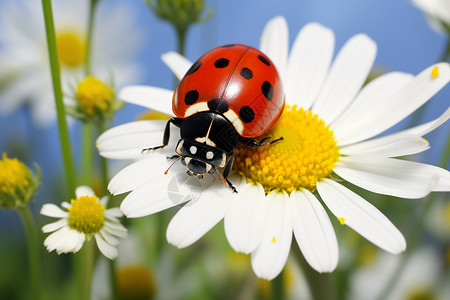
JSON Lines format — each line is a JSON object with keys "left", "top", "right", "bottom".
{"left": 40, "top": 186, "right": 127, "bottom": 259}
{"left": 0, "top": 0, "right": 141, "bottom": 127}
{"left": 97, "top": 17, "right": 450, "bottom": 279}
{"left": 411, "top": 0, "right": 450, "bottom": 33}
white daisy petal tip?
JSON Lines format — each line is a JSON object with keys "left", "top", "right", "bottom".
{"left": 40, "top": 204, "right": 68, "bottom": 218}
{"left": 161, "top": 51, "right": 193, "bottom": 80}
{"left": 291, "top": 189, "right": 339, "bottom": 273}
{"left": 75, "top": 186, "right": 95, "bottom": 198}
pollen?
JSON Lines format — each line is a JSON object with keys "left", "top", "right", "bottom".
{"left": 272, "top": 236, "right": 277, "bottom": 243}
{"left": 234, "top": 106, "right": 340, "bottom": 193}
{"left": 68, "top": 195, "right": 105, "bottom": 235}
{"left": 431, "top": 66, "right": 439, "bottom": 78}
{"left": 76, "top": 76, "right": 114, "bottom": 116}
{"left": 56, "top": 30, "right": 85, "bottom": 68}
{"left": 0, "top": 153, "right": 30, "bottom": 194}
{"left": 338, "top": 217, "right": 345, "bottom": 225}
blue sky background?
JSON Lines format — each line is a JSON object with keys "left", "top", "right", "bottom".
{"left": 0, "top": 0, "right": 448, "bottom": 227}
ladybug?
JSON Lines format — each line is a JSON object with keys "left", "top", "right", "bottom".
{"left": 147, "top": 44, "right": 285, "bottom": 192}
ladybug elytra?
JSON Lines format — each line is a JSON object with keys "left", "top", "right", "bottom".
{"left": 146, "top": 44, "right": 285, "bottom": 192}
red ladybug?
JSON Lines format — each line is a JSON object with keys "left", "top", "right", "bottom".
{"left": 147, "top": 44, "right": 285, "bottom": 192}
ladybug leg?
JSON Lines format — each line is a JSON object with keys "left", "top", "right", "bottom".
{"left": 239, "top": 136, "right": 283, "bottom": 148}
{"left": 167, "top": 155, "right": 180, "bottom": 160}
{"left": 142, "top": 117, "right": 183, "bottom": 153}
{"left": 270, "top": 137, "right": 284, "bottom": 144}
{"left": 221, "top": 155, "right": 237, "bottom": 193}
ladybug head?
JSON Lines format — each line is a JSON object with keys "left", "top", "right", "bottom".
{"left": 175, "top": 139, "right": 227, "bottom": 178}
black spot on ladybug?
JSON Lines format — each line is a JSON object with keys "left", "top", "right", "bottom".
{"left": 185, "top": 60, "right": 201, "bottom": 76}
{"left": 214, "top": 58, "right": 229, "bottom": 68}
{"left": 185, "top": 90, "right": 199, "bottom": 105}
{"left": 239, "top": 106, "right": 255, "bottom": 123}
{"left": 208, "top": 98, "right": 229, "bottom": 114}
{"left": 261, "top": 81, "right": 273, "bottom": 101}
{"left": 240, "top": 67, "right": 253, "bottom": 80}
{"left": 222, "top": 44, "right": 235, "bottom": 48}
{"left": 258, "top": 55, "right": 271, "bottom": 66}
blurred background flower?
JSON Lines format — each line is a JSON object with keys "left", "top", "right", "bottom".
{"left": 0, "top": 0, "right": 142, "bottom": 127}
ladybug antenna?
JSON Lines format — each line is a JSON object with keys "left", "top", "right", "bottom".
{"left": 164, "top": 156, "right": 182, "bottom": 175}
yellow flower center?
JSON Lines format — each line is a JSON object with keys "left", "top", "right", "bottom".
{"left": 116, "top": 265, "right": 156, "bottom": 300}
{"left": 68, "top": 195, "right": 105, "bottom": 234}
{"left": 0, "top": 153, "right": 30, "bottom": 194}
{"left": 234, "top": 106, "right": 340, "bottom": 193}
{"left": 56, "top": 30, "right": 85, "bottom": 68}
{"left": 76, "top": 76, "right": 114, "bottom": 116}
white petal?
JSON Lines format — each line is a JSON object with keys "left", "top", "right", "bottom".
{"left": 340, "top": 134, "right": 429, "bottom": 157}
{"left": 119, "top": 167, "right": 190, "bottom": 218}
{"left": 105, "top": 207, "right": 123, "bottom": 218}
{"left": 317, "top": 179, "right": 406, "bottom": 254}
{"left": 99, "top": 229, "right": 119, "bottom": 246}
{"left": 161, "top": 51, "right": 193, "bottom": 80}
{"left": 251, "top": 191, "right": 293, "bottom": 280}
{"left": 108, "top": 155, "right": 173, "bottom": 195}
{"left": 75, "top": 186, "right": 95, "bottom": 198}
{"left": 166, "top": 180, "right": 232, "bottom": 248}
{"left": 40, "top": 204, "right": 68, "bottom": 218}
{"left": 95, "top": 234, "right": 118, "bottom": 260}
{"left": 103, "top": 221, "right": 128, "bottom": 238}
{"left": 259, "top": 16, "right": 288, "bottom": 79}
{"left": 97, "top": 120, "right": 180, "bottom": 160}
{"left": 332, "top": 72, "right": 414, "bottom": 143}
{"left": 312, "top": 34, "right": 377, "bottom": 124}
{"left": 61, "top": 202, "right": 71, "bottom": 209}
{"left": 224, "top": 181, "right": 267, "bottom": 254}
{"left": 340, "top": 107, "right": 450, "bottom": 157}
{"left": 291, "top": 189, "right": 338, "bottom": 273}
{"left": 286, "top": 22, "right": 334, "bottom": 109}
{"left": 42, "top": 219, "right": 68, "bottom": 233}
{"left": 44, "top": 227, "right": 85, "bottom": 254}
{"left": 118, "top": 85, "right": 174, "bottom": 116}
{"left": 336, "top": 62, "right": 450, "bottom": 145}
{"left": 335, "top": 156, "right": 449, "bottom": 198}
{"left": 399, "top": 107, "right": 450, "bottom": 136}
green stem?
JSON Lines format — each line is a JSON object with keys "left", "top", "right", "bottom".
{"left": 41, "top": 0, "right": 76, "bottom": 197}
{"left": 97, "top": 121, "right": 118, "bottom": 300}
{"left": 441, "top": 35, "right": 450, "bottom": 62}
{"left": 176, "top": 27, "right": 187, "bottom": 56}
{"left": 376, "top": 136, "right": 450, "bottom": 300}
{"left": 271, "top": 271, "right": 285, "bottom": 300}
{"left": 109, "top": 260, "right": 119, "bottom": 300}
{"left": 97, "top": 121, "right": 109, "bottom": 197}
{"left": 81, "top": 239, "right": 96, "bottom": 300}
{"left": 295, "top": 249, "right": 336, "bottom": 300}
{"left": 85, "top": 0, "right": 99, "bottom": 76}
{"left": 17, "top": 206, "right": 42, "bottom": 300}
{"left": 82, "top": 122, "right": 94, "bottom": 185}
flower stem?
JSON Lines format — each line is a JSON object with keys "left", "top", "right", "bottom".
{"left": 97, "top": 121, "right": 109, "bottom": 197}
{"left": 441, "top": 34, "right": 450, "bottom": 62}
{"left": 17, "top": 205, "right": 42, "bottom": 300}
{"left": 81, "top": 239, "right": 96, "bottom": 300}
{"left": 85, "top": 0, "right": 100, "bottom": 75}
{"left": 271, "top": 271, "right": 285, "bottom": 300}
{"left": 41, "top": 0, "right": 76, "bottom": 197}
{"left": 81, "top": 122, "right": 94, "bottom": 185}
{"left": 294, "top": 249, "right": 336, "bottom": 300}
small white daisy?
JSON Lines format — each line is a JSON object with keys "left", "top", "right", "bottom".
{"left": 97, "top": 17, "right": 450, "bottom": 279}
{"left": 0, "top": 0, "right": 142, "bottom": 127}
{"left": 350, "top": 247, "right": 449, "bottom": 300}
{"left": 40, "top": 186, "right": 127, "bottom": 259}
{"left": 411, "top": 0, "right": 450, "bottom": 33}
